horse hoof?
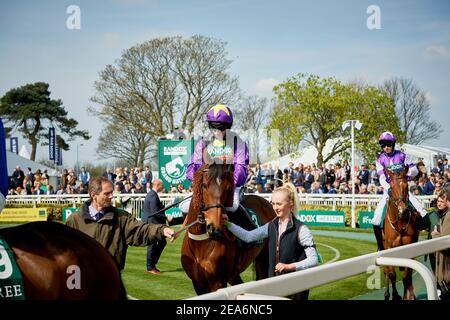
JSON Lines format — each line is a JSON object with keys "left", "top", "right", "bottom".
{"left": 392, "top": 294, "right": 402, "bottom": 301}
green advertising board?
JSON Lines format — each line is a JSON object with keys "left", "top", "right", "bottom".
{"left": 298, "top": 210, "right": 346, "bottom": 227}
{"left": 62, "top": 208, "right": 78, "bottom": 223}
{"left": 359, "top": 211, "right": 375, "bottom": 229}
{"left": 158, "top": 139, "right": 194, "bottom": 192}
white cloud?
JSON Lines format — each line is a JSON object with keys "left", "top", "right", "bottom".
{"left": 425, "top": 45, "right": 450, "bottom": 60}
{"left": 254, "top": 78, "right": 279, "bottom": 95}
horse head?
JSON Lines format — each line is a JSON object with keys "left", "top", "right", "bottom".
{"left": 191, "top": 162, "right": 235, "bottom": 240}
{"left": 385, "top": 165, "right": 409, "bottom": 219}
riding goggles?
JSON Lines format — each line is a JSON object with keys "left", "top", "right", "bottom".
{"left": 208, "top": 122, "right": 229, "bottom": 131}
{"left": 380, "top": 142, "right": 394, "bottom": 148}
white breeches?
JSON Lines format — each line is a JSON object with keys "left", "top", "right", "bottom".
{"left": 179, "top": 187, "right": 241, "bottom": 213}
{"left": 372, "top": 190, "right": 427, "bottom": 226}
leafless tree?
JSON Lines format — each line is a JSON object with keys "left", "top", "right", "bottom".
{"left": 97, "top": 120, "right": 153, "bottom": 167}
{"left": 382, "top": 77, "right": 442, "bottom": 144}
{"left": 89, "top": 35, "right": 240, "bottom": 163}
{"left": 234, "top": 95, "right": 269, "bottom": 163}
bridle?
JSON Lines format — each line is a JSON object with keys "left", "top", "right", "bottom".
{"left": 386, "top": 171, "right": 411, "bottom": 240}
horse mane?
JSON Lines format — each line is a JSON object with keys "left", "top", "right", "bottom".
{"left": 192, "top": 164, "right": 207, "bottom": 211}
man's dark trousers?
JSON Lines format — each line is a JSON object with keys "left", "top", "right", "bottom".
{"left": 146, "top": 215, "right": 167, "bottom": 270}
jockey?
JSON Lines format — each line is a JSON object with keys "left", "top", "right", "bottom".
{"left": 179, "top": 104, "right": 250, "bottom": 215}
{"left": 372, "top": 131, "right": 427, "bottom": 251}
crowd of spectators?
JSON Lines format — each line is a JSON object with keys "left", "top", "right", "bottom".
{"left": 245, "top": 159, "right": 450, "bottom": 196}
{"left": 7, "top": 158, "right": 450, "bottom": 197}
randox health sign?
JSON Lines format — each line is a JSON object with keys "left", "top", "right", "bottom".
{"left": 158, "top": 139, "right": 194, "bottom": 192}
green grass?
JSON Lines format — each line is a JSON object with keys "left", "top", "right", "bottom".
{"left": 1, "top": 222, "right": 419, "bottom": 300}
{"left": 121, "top": 226, "right": 380, "bottom": 300}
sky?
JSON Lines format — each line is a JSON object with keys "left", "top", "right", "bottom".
{"left": 0, "top": 0, "right": 449, "bottom": 169}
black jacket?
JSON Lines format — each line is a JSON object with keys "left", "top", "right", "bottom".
{"left": 142, "top": 190, "right": 166, "bottom": 224}
{"left": 267, "top": 217, "right": 307, "bottom": 277}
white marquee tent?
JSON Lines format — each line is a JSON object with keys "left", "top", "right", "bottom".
{"left": 264, "top": 140, "right": 448, "bottom": 172}
{"left": 6, "top": 150, "right": 61, "bottom": 188}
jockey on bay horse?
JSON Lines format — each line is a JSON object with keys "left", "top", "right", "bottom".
{"left": 372, "top": 131, "right": 428, "bottom": 251}
{"left": 179, "top": 104, "right": 255, "bottom": 226}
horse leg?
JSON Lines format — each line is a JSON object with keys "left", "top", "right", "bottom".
{"left": 192, "top": 281, "right": 211, "bottom": 296}
{"left": 208, "top": 278, "right": 228, "bottom": 292}
{"left": 384, "top": 268, "right": 391, "bottom": 301}
{"left": 388, "top": 268, "right": 402, "bottom": 301}
{"left": 402, "top": 268, "right": 416, "bottom": 300}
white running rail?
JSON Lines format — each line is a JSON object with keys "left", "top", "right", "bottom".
{"left": 188, "top": 235, "right": 450, "bottom": 300}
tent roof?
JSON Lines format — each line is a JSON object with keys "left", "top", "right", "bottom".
{"left": 6, "top": 151, "right": 60, "bottom": 177}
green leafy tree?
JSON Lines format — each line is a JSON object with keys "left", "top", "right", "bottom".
{"left": 269, "top": 74, "right": 401, "bottom": 166}
{"left": 0, "top": 82, "right": 90, "bottom": 161}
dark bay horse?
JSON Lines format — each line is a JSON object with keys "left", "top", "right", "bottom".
{"left": 0, "top": 221, "right": 126, "bottom": 299}
{"left": 181, "top": 163, "right": 276, "bottom": 294}
{"left": 382, "top": 165, "right": 420, "bottom": 300}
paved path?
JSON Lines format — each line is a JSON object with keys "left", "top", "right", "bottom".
{"left": 311, "top": 230, "right": 376, "bottom": 242}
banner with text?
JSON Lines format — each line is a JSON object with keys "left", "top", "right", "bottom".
{"left": 9, "top": 137, "right": 18, "bottom": 155}
{"left": 62, "top": 207, "right": 78, "bottom": 223}
{"left": 55, "top": 143, "right": 62, "bottom": 166}
{"left": 48, "top": 127, "right": 55, "bottom": 160}
{"left": 298, "top": 210, "right": 346, "bottom": 227}
{"left": 158, "top": 139, "right": 194, "bottom": 191}
{"left": 0, "top": 208, "right": 48, "bottom": 222}
{"left": 359, "top": 211, "right": 374, "bottom": 229}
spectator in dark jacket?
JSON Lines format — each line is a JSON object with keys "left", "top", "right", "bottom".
{"left": 12, "top": 166, "right": 25, "bottom": 189}
{"left": 358, "top": 165, "right": 370, "bottom": 186}
{"left": 142, "top": 179, "right": 168, "bottom": 274}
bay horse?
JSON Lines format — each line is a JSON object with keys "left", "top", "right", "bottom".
{"left": 181, "top": 163, "right": 276, "bottom": 294}
{"left": 0, "top": 221, "right": 126, "bottom": 299}
{"left": 382, "top": 165, "right": 420, "bottom": 300}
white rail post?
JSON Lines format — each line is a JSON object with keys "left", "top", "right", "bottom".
{"left": 376, "top": 257, "right": 438, "bottom": 300}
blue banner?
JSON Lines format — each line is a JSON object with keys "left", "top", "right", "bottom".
{"left": 49, "top": 127, "right": 55, "bottom": 160}
{"left": 9, "top": 137, "right": 18, "bottom": 154}
{"left": 0, "top": 118, "right": 9, "bottom": 212}
{"left": 55, "top": 143, "right": 62, "bottom": 166}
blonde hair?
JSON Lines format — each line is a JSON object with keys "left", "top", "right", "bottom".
{"left": 273, "top": 183, "right": 301, "bottom": 217}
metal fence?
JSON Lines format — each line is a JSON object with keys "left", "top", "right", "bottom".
{"left": 5, "top": 193, "right": 436, "bottom": 220}
{"left": 190, "top": 235, "right": 450, "bottom": 300}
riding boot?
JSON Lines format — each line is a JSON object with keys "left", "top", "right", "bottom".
{"left": 230, "top": 205, "right": 257, "bottom": 230}
{"left": 373, "top": 225, "right": 384, "bottom": 251}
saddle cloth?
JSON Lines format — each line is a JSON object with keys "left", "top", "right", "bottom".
{"left": 227, "top": 206, "right": 264, "bottom": 248}
{"left": 0, "top": 235, "right": 25, "bottom": 300}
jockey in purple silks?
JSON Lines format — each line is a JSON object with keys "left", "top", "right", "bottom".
{"left": 179, "top": 104, "right": 250, "bottom": 215}
{"left": 372, "top": 131, "right": 427, "bottom": 251}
